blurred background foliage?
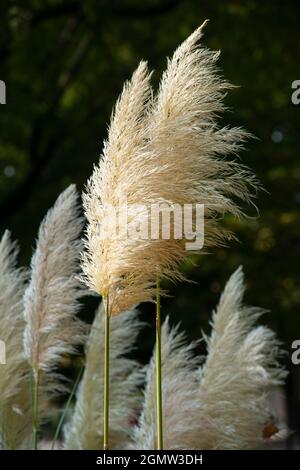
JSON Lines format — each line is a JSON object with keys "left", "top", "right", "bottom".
{"left": 0, "top": 0, "right": 299, "bottom": 438}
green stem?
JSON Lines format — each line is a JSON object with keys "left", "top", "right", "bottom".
{"left": 51, "top": 365, "right": 84, "bottom": 450}
{"left": 32, "top": 368, "right": 39, "bottom": 450}
{"left": 103, "top": 294, "right": 110, "bottom": 450}
{"left": 156, "top": 277, "right": 163, "bottom": 450}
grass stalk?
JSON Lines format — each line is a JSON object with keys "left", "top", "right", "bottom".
{"left": 156, "top": 276, "right": 163, "bottom": 450}
{"left": 103, "top": 294, "right": 110, "bottom": 450}
{"left": 32, "top": 368, "right": 39, "bottom": 450}
{"left": 51, "top": 365, "right": 84, "bottom": 450}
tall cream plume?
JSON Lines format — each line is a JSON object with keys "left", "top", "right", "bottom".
{"left": 82, "top": 60, "right": 153, "bottom": 313}
{"left": 0, "top": 231, "right": 31, "bottom": 449}
{"left": 129, "top": 267, "right": 286, "bottom": 450}
{"left": 82, "top": 21, "right": 258, "bottom": 316}
{"left": 23, "top": 185, "right": 86, "bottom": 447}
{"left": 23, "top": 185, "right": 85, "bottom": 374}
{"left": 195, "top": 266, "right": 286, "bottom": 449}
{"left": 64, "top": 305, "right": 143, "bottom": 450}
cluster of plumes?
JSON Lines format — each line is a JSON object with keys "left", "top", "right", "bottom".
{"left": 65, "top": 267, "right": 287, "bottom": 450}
{"left": 82, "top": 21, "right": 258, "bottom": 315}
{"left": 0, "top": 185, "right": 86, "bottom": 448}
{"left": 0, "top": 25, "right": 286, "bottom": 451}
{"left": 0, "top": 192, "right": 287, "bottom": 449}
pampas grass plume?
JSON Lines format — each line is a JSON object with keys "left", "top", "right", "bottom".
{"left": 195, "top": 267, "right": 287, "bottom": 449}
{"left": 23, "top": 185, "right": 86, "bottom": 380}
{"left": 0, "top": 231, "right": 30, "bottom": 448}
{"left": 82, "top": 21, "right": 258, "bottom": 315}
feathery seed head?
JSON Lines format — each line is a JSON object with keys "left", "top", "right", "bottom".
{"left": 23, "top": 185, "right": 86, "bottom": 374}
{"left": 0, "top": 231, "right": 31, "bottom": 449}
{"left": 195, "top": 267, "right": 287, "bottom": 449}
{"left": 82, "top": 21, "right": 259, "bottom": 315}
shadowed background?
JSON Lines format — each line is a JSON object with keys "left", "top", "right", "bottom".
{"left": 0, "top": 0, "right": 299, "bottom": 444}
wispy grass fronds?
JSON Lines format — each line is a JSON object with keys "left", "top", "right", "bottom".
{"left": 0, "top": 231, "right": 28, "bottom": 404}
{"left": 82, "top": 22, "right": 258, "bottom": 316}
{"left": 23, "top": 184, "right": 85, "bottom": 375}
{"left": 0, "top": 231, "right": 30, "bottom": 449}
{"left": 64, "top": 305, "right": 143, "bottom": 450}
{"left": 129, "top": 319, "right": 201, "bottom": 450}
{"left": 195, "top": 266, "right": 287, "bottom": 449}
